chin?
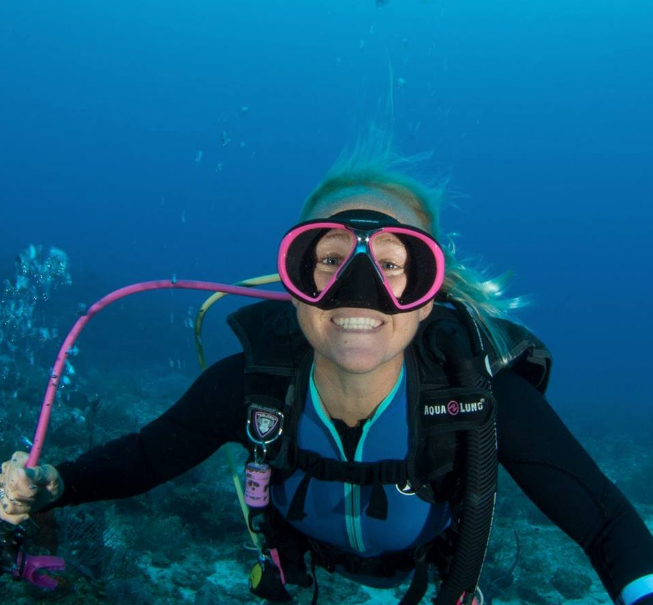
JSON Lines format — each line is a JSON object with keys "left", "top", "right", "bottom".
{"left": 331, "top": 349, "right": 387, "bottom": 374}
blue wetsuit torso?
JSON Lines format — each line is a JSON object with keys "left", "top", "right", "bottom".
{"left": 271, "top": 365, "right": 451, "bottom": 557}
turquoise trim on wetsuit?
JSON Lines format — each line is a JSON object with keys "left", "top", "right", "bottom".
{"left": 617, "top": 575, "right": 653, "bottom": 605}
{"left": 270, "top": 362, "right": 451, "bottom": 558}
{"left": 310, "top": 365, "right": 404, "bottom": 551}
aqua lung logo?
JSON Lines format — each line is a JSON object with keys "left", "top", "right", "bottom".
{"left": 423, "top": 398, "right": 485, "bottom": 417}
{"left": 254, "top": 411, "right": 279, "bottom": 439}
{"left": 396, "top": 480, "right": 416, "bottom": 496}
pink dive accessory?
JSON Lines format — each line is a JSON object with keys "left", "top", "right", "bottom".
{"left": 14, "top": 552, "right": 66, "bottom": 589}
{"left": 245, "top": 462, "right": 272, "bottom": 508}
{"left": 278, "top": 211, "right": 445, "bottom": 314}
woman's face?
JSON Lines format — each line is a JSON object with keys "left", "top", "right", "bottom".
{"left": 292, "top": 191, "right": 434, "bottom": 375}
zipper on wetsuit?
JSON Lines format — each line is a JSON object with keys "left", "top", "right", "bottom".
{"left": 309, "top": 365, "right": 404, "bottom": 554}
{"left": 309, "top": 369, "right": 364, "bottom": 552}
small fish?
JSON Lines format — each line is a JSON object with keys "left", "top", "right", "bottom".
{"left": 220, "top": 131, "right": 231, "bottom": 147}
{"left": 20, "top": 436, "right": 33, "bottom": 448}
{"left": 195, "top": 151, "right": 204, "bottom": 163}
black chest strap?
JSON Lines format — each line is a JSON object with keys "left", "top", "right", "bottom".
{"left": 287, "top": 452, "right": 408, "bottom": 522}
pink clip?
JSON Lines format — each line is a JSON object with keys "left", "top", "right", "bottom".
{"left": 14, "top": 552, "right": 66, "bottom": 589}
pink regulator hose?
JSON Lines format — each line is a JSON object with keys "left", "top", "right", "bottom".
{"left": 27, "top": 279, "right": 290, "bottom": 468}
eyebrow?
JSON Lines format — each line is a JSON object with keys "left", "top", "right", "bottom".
{"left": 373, "top": 234, "right": 405, "bottom": 247}
{"left": 319, "top": 231, "right": 352, "bottom": 243}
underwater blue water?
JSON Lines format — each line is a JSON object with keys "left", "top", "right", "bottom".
{"left": 1, "top": 0, "right": 652, "bottom": 412}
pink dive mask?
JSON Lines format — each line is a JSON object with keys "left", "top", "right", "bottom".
{"left": 278, "top": 209, "right": 445, "bottom": 314}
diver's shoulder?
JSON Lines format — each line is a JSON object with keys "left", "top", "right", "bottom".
{"left": 203, "top": 352, "right": 248, "bottom": 378}
{"left": 228, "top": 300, "right": 309, "bottom": 375}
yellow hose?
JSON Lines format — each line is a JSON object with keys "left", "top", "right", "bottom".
{"left": 194, "top": 274, "right": 281, "bottom": 550}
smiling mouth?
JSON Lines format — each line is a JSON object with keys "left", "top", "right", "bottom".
{"left": 331, "top": 317, "right": 384, "bottom": 331}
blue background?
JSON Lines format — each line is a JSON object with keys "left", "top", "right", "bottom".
{"left": 1, "top": 0, "right": 652, "bottom": 408}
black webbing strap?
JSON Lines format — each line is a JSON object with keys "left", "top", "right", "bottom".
{"left": 295, "top": 450, "right": 408, "bottom": 484}
{"left": 287, "top": 473, "right": 311, "bottom": 521}
{"left": 309, "top": 553, "right": 319, "bottom": 605}
{"left": 366, "top": 481, "right": 389, "bottom": 520}
{"left": 399, "top": 545, "right": 431, "bottom": 605}
{"left": 306, "top": 539, "right": 431, "bottom": 605}
{"left": 288, "top": 451, "right": 408, "bottom": 521}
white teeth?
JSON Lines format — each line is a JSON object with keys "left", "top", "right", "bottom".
{"left": 333, "top": 317, "right": 382, "bottom": 330}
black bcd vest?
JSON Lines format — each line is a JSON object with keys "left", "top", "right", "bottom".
{"left": 227, "top": 299, "right": 552, "bottom": 605}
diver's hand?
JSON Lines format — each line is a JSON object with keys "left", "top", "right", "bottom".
{"left": 0, "top": 451, "right": 63, "bottom": 525}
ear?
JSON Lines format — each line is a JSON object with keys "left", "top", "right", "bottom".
{"left": 417, "top": 300, "right": 434, "bottom": 323}
{"left": 291, "top": 296, "right": 299, "bottom": 309}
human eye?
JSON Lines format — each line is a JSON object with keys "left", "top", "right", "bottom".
{"left": 378, "top": 259, "right": 405, "bottom": 276}
{"left": 315, "top": 231, "right": 352, "bottom": 274}
{"left": 314, "top": 253, "right": 345, "bottom": 280}
{"left": 372, "top": 234, "right": 407, "bottom": 276}
{"left": 380, "top": 260, "right": 400, "bottom": 270}
{"left": 319, "top": 255, "right": 343, "bottom": 267}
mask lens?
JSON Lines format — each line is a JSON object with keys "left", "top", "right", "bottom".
{"left": 281, "top": 225, "right": 356, "bottom": 301}
{"left": 313, "top": 229, "right": 356, "bottom": 292}
{"left": 369, "top": 232, "right": 409, "bottom": 296}
{"left": 369, "top": 229, "right": 439, "bottom": 308}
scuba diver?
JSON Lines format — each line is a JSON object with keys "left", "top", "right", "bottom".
{"left": 1, "top": 140, "right": 653, "bottom": 605}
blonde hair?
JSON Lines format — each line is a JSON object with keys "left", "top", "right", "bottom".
{"left": 299, "top": 127, "right": 529, "bottom": 364}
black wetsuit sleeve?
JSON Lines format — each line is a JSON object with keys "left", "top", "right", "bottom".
{"left": 494, "top": 369, "right": 653, "bottom": 603}
{"left": 54, "top": 354, "right": 247, "bottom": 506}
